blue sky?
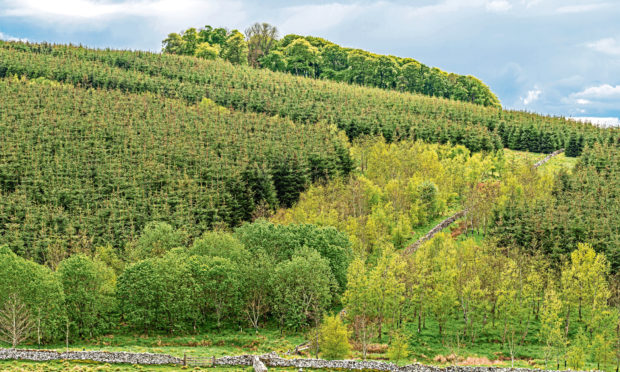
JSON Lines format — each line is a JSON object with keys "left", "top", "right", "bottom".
{"left": 1, "top": 0, "right": 619, "bottom": 124}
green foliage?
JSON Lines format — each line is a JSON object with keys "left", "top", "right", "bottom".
{"left": 387, "top": 330, "right": 410, "bottom": 363}
{"left": 117, "top": 250, "right": 202, "bottom": 333}
{"left": 561, "top": 243, "right": 610, "bottom": 336}
{"left": 189, "top": 231, "right": 246, "bottom": 262}
{"left": 195, "top": 42, "right": 220, "bottom": 60}
{"left": 0, "top": 246, "right": 65, "bottom": 344}
{"left": 270, "top": 247, "right": 336, "bottom": 330}
{"left": 221, "top": 30, "right": 248, "bottom": 65}
{"left": 57, "top": 254, "right": 115, "bottom": 339}
{"left": 234, "top": 221, "right": 352, "bottom": 292}
{"left": 0, "top": 75, "right": 349, "bottom": 260}
{"left": 238, "top": 251, "right": 275, "bottom": 330}
{"left": 284, "top": 38, "right": 320, "bottom": 77}
{"left": 115, "top": 258, "right": 162, "bottom": 332}
{"left": 566, "top": 328, "right": 588, "bottom": 370}
{"left": 539, "top": 285, "right": 565, "bottom": 367}
{"left": 129, "top": 222, "right": 186, "bottom": 261}
{"left": 188, "top": 255, "right": 241, "bottom": 328}
{"left": 318, "top": 315, "right": 351, "bottom": 360}
{"left": 260, "top": 49, "right": 286, "bottom": 72}
{"left": 491, "top": 144, "right": 620, "bottom": 270}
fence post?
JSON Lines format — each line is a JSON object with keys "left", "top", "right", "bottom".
{"left": 183, "top": 353, "right": 187, "bottom": 366}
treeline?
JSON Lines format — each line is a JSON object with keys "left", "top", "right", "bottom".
{"left": 2, "top": 41, "right": 617, "bottom": 155}
{"left": 0, "top": 221, "right": 352, "bottom": 344}
{"left": 0, "top": 77, "right": 350, "bottom": 264}
{"left": 491, "top": 143, "right": 620, "bottom": 270}
{"left": 162, "top": 23, "right": 501, "bottom": 107}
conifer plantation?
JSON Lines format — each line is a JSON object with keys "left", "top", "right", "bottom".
{"left": 0, "top": 26, "right": 619, "bottom": 372}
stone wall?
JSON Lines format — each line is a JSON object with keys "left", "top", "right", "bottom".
{"left": 215, "top": 353, "right": 582, "bottom": 372}
{"left": 0, "top": 348, "right": 181, "bottom": 365}
{"left": 403, "top": 209, "right": 468, "bottom": 255}
{"left": 1, "top": 348, "right": 588, "bottom": 372}
{"left": 533, "top": 149, "right": 565, "bottom": 169}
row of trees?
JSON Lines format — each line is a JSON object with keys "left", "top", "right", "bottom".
{"left": 0, "top": 41, "right": 503, "bottom": 152}
{"left": 342, "top": 236, "right": 618, "bottom": 370}
{"left": 4, "top": 224, "right": 615, "bottom": 369}
{"left": 0, "top": 221, "right": 352, "bottom": 346}
{"left": 162, "top": 23, "right": 501, "bottom": 107}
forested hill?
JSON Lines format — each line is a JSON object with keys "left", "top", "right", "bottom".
{"left": 0, "top": 40, "right": 618, "bottom": 263}
{"left": 162, "top": 24, "right": 502, "bottom": 107}
{"left": 1, "top": 41, "right": 616, "bottom": 156}
{"left": 1, "top": 36, "right": 619, "bottom": 366}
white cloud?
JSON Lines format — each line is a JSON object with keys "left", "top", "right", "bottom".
{"left": 0, "top": 0, "right": 247, "bottom": 33}
{"left": 279, "top": 3, "right": 363, "bottom": 35}
{"left": 575, "top": 98, "right": 591, "bottom": 105}
{"left": 486, "top": 0, "right": 512, "bottom": 12}
{"left": 574, "top": 84, "right": 620, "bottom": 99}
{"left": 521, "top": 0, "right": 541, "bottom": 9}
{"left": 557, "top": 3, "right": 610, "bottom": 14}
{"left": 587, "top": 37, "right": 620, "bottom": 56}
{"left": 0, "top": 31, "right": 27, "bottom": 41}
{"left": 521, "top": 88, "right": 541, "bottom": 105}
{"left": 570, "top": 117, "right": 620, "bottom": 127}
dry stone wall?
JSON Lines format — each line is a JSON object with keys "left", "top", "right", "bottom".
{"left": 1, "top": 348, "right": 590, "bottom": 372}
{"left": 0, "top": 348, "right": 181, "bottom": 365}
{"left": 214, "top": 353, "right": 585, "bottom": 372}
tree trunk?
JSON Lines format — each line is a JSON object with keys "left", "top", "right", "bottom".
{"left": 65, "top": 320, "right": 70, "bottom": 352}
{"left": 417, "top": 308, "right": 422, "bottom": 333}
{"left": 520, "top": 312, "right": 532, "bottom": 345}
{"left": 564, "top": 306, "right": 571, "bottom": 338}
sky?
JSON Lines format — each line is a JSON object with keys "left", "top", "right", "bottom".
{"left": 1, "top": 0, "right": 619, "bottom": 124}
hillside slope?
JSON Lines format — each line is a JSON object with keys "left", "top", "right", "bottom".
{"left": 0, "top": 77, "right": 350, "bottom": 261}
{"left": 1, "top": 42, "right": 617, "bottom": 155}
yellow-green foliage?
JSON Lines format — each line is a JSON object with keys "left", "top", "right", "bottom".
{"left": 319, "top": 315, "right": 351, "bottom": 360}
{"left": 273, "top": 138, "right": 502, "bottom": 254}
{"left": 387, "top": 330, "right": 410, "bottom": 363}
{"left": 199, "top": 97, "right": 229, "bottom": 113}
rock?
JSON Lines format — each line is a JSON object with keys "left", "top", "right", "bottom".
{"left": 253, "top": 355, "right": 268, "bottom": 372}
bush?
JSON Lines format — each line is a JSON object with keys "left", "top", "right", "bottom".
{"left": 387, "top": 330, "right": 409, "bottom": 364}
{"left": 319, "top": 315, "right": 350, "bottom": 360}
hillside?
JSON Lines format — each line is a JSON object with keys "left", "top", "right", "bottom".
{"left": 0, "top": 40, "right": 619, "bottom": 371}
{"left": 0, "top": 76, "right": 350, "bottom": 262}
{"left": 1, "top": 42, "right": 617, "bottom": 156}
